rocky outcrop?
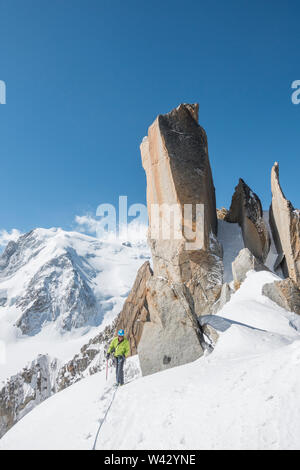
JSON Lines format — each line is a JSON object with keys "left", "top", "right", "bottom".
{"left": 115, "top": 262, "right": 152, "bottom": 355}
{"left": 138, "top": 277, "right": 204, "bottom": 376}
{"left": 202, "top": 324, "right": 219, "bottom": 347}
{"left": 138, "top": 103, "right": 223, "bottom": 376}
{"left": 56, "top": 321, "right": 116, "bottom": 391}
{"left": 141, "top": 103, "right": 221, "bottom": 283}
{"left": 217, "top": 208, "right": 228, "bottom": 220}
{"left": 0, "top": 355, "right": 57, "bottom": 438}
{"left": 225, "top": 179, "right": 270, "bottom": 262}
{"left": 269, "top": 163, "right": 300, "bottom": 285}
{"left": 211, "top": 282, "right": 233, "bottom": 313}
{"left": 232, "top": 248, "right": 269, "bottom": 283}
{"left": 262, "top": 278, "right": 300, "bottom": 315}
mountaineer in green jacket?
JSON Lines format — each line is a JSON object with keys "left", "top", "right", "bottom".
{"left": 106, "top": 329, "right": 130, "bottom": 386}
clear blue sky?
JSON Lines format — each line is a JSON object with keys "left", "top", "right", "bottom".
{"left": 1, "top": 0, "right": 299, "bottom": 234}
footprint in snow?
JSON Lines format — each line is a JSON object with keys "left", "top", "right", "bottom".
{"left": 163, "top": 413, "right": 174, "bottom": 427}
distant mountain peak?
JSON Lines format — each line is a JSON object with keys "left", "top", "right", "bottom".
{"left": 0, "top": 227, "right": 150, "bottom": 339}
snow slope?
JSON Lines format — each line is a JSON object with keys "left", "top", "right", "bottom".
{"left": 0, "top": 227, "right": 150, "bottom": 382}
{"left": 2, "top": 270, "right": 300, "bottom": 450}
{"left": 217, "top": 220, "right": 244, "bottom": 282}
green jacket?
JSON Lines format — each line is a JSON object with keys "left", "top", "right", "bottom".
{"left": 108, "top": 337, "right": 130, "bottom": 358}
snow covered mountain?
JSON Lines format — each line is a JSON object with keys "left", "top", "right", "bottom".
{"left": 1, "top": 101, "right": 299, "bottom": 449}
{"left": 0, "top": 227, "right": 150, "bottom": 382}
{"left": 2, "top": 270, "right": 300, "bottom": 450}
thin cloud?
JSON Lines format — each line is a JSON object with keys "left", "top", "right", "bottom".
{"left": 0, "top": 229, "right": 22, "bottom": 249}
{"left": 75, "top": 215, "right": 99, "bottom": 234}
{"left": 74, "top": 214, "right": 148, "bottom": 245}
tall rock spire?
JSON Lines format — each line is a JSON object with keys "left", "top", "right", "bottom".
{"left": 138, "top": 103, "right": 223, "bottom": 376}
{"left": 270, "top": 162, "right": 300, "bottom": 284}
{"left": 225, "top": 178, "right": 270, "bottom": 263}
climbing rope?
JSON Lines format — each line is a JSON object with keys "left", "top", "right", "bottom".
{"left": 92, "top": 384, "right": 119, "bottom": 451}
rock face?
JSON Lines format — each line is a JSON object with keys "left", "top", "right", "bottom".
{"left": 225, "top": 179, "right": 270, "bottom": 262}
{"left": 138, "top": 277, "right": 204, "bottom": 376}
{"left": 217, "top": 208, "right": 229, "bottom": 220}
{"left": 269, "top": 163, "right": 300, "bottom": 285}
{"left": 262, "top": 278, "right": 300, "bottom": 315}
{"left": 212, "top": 282, "right": 233, "bottom": 313}
{"left": 202, "top": 324, "right": 219, "bottom": 347}
{"left": 141, "top": 103, "right": 221, "bottom": 281}
{"left": 138, "top": 103, "right": 223, "bottom": 376}
{"left": 232, "top": 248, "right": 269, "bottom": 283}
{"left": 115, "top": 262, "right": 152, "bottom": 355}
{"left": 56, "top": 321, "right": 116, "bottom": 391}
{"left": 0, "top": 355, "right": 57, "bottom": 438}
{"left": 140, "top": 103, "right": 223, "bottom": 311}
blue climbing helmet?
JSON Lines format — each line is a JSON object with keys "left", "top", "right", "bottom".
{"left": 118, "top": 329, "right": 125, "bottom": 337}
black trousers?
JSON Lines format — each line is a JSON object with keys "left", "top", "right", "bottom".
{"left": 114, "top": 356, "right": 125, "bottom": 385}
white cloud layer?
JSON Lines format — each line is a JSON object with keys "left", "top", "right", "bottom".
{"left": 0, "top": 229, "right": 22, "bottom": 249}
{"left": 75, "top": 215, "right": 99, "bottom": 234}
{"left": 74, "top": 214, "right": 148, "bottom": 245}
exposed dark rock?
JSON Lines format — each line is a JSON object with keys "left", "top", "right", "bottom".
{"left": 217, "top": 208, "right": 229, "bottom": 220}
{"left": 138, "top": 277, "right": 204, "bottom": 376}
{"left": 211, "top": 282, "right": 233, "bottom": 314}
{"left": 262, "top": 278, "right": 300, "bottom": 315}
{"left": 56, "top": 321, "right": 116, "bottom": 391}
{"left": 116, "top": 261, "right": 152, "bottom": 355}
{"left": 232, "top": 248, "right": 270, "bottom": 283}
{"left": 0, "top": 355, "right": 57, "bottom": 438}
{"left": 225, "top": 179, "right": 270, "bottom": 262}
{"left": 269, "top": 162, "right": 300, "bottom": 285}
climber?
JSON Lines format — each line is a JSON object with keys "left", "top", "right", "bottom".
{"left": 106, "top": 329, "right": 130, "bottom": 386}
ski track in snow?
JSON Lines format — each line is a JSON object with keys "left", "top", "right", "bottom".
{"left": 2, "top": 271, "right": 300, "bottom": 450}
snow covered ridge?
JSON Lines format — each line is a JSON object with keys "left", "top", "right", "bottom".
{"left": 0, "top": 227, "right": 150, "bottom": 438}
{"left": 2, "top": 271, "right": 300, "bottom": 450}
{"left": 0, "top": 227, "right": 150, "bottom": 375}
{"left": 1, "top": 102, "right": 300, "bottom": 448}
{"left": 0, "top": 227, "right": 150, "bottom": 335}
